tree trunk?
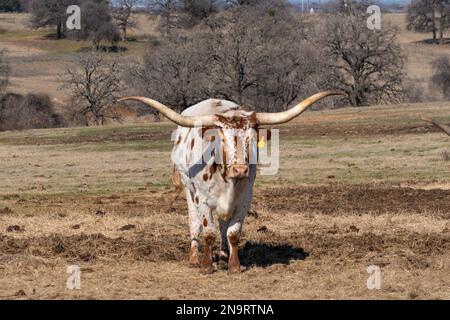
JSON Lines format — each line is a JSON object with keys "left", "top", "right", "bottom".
{"left": 348, "top": 91, "right": 357, "bottom": 107}
{"left": 439, "top": 7, "right": 446, "bottom": 45}
{"left": 432, "top": 6, "right": 437, "bottom": 43}
{"left": 56, "top": 22, "right": 63, "bottom": 39}
{"left": 165, "top": 13, "right": 171, "bottom": 36}
{"left": 92, "top": 112, "right": 99, "bottom": 126}
{"left": 123, "top": 27, "right": 127, "bottom": 41}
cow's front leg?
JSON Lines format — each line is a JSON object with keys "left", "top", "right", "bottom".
{"left": 186, "top": 188, "right": 201, "bottom": 267}
{"left": 227, "top": 220, "right": 243, "bottom": 274}
{"left": 198, "top": 203, "right": 216, "bottom": 274}
{"left": 219, "top": 218, "right": 229, "bottom": 259}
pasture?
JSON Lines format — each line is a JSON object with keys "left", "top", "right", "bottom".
{"left": 1, "top": 102, "right": 449, "bottom": 299}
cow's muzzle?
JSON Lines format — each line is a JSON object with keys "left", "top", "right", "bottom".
{"left": 228, "top": 164, "right": 249, "bottom": 179}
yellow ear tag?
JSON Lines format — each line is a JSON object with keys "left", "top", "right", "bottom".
{"left": 258, "top": 136, "right": 266, "bottom": 149}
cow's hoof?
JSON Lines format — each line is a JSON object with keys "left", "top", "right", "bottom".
{"left": 200, "top": 266, "right": 214, "bottom": 275}
{"left": 228, "top": 265, "right": 246, "bottom": 274}
{"left": 228, "top": 266, "right": 242, "bottom": 274}
{"left": 189, "top": 261, "right": 200, "bottom": 268}
{"left": 189, "top": 254, "right": 200, "bottom": 267}
{"left": 188, "top": 246, "right": 200, "bottom": 267}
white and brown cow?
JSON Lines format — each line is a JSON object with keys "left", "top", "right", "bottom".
{"left": 119, "top": 92, "right": 342, "bottom": 273}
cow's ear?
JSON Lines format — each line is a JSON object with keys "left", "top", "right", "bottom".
{"left": 257, "top": 128, "right": 271, "bottom": 146}
{"left": 256, "top": 128, "right": 271, "bottom": 163}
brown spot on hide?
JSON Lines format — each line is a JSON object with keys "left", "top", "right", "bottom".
{"left": 203, "top": 173, "right": 209, "bottom": 181}
{"left": 203, "top": 218, "right": 208, "bottom": 227}
{"left": 215, "top": 112, "right": 257, "bottom": 129}
{"left": 209, "top": 164, "right": 217, "bottom": 176}
{"left": 190, "top": 139, "right": 195, "bottom": 150}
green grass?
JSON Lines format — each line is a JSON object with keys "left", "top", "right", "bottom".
{"left": 0, "top": 123, "right": 175, "bottom": 146}
{"left": 45, "top": 140, "right": 173, "bottom": 153}
{"left": 1, "top": 104, "right": 450, "bottom": 197}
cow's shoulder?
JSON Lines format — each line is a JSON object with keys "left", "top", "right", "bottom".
{"left": 181, "top": 99, "right": 239, "bottom": 117}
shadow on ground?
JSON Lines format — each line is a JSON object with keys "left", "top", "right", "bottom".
{"left": 239, "top": 242, "right": 308, "bottom": 267}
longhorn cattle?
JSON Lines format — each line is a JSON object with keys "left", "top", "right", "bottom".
{"left": 119, "top": 92, "right": 342, "bottom": 273}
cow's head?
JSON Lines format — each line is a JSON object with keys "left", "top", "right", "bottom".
{"left": 118, "top": 92, "right": 343, "bottom": 179}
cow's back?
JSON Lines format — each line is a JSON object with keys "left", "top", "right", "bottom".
{"left": 181, "top": 99, "right": 239, "bottom": 116}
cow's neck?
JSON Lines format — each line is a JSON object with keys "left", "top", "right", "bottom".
{"left": 211, "top": 168, "right": 251, "bottom": 220}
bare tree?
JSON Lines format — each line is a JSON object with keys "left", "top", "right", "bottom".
{"left": 147, "top": 0, "right": 180, "bottom": 35}
{"left": 81, "top": 0, "right": 121, "bottom": 50}
{"left": 0, "top": 0, "right": 22, "bottom": 12}
{"left": 205, "top": 1, "right": 322, "bottom": 110}
{"left": 437, "top": 0, "right": 450, "bottom": 45}
{"left": 129, "top": 0, "right": 328, "bottom": 112}
{"left": 64, "top": 52, "right": 122, "bottom": 125}
{"left": 180, "top": 0, "right": 218, "bottom": 26}
{"left": 0, "top": 50, "right": 10, "bottom": 99}
{"left": 113, "top": 0, "right": 138, "bottom": 40}
{"left": 430, "top": 57, "right": 450, "bottom": 99}
{"left": 223, "top": 0, "right": 259, "bottom": 7}
{"left": 407, "top": 0, "right": 441, "bottom": 44}
{"left": 129, "top": 36, "right": 208, "bottom": 111}
{"left": 322, "top": 14, "right": 405, "bottom": 106}
{"left": 29, "top": 0, "right": 76, "bottom": 39}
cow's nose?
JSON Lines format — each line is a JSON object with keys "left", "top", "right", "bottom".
{"left": 228, "top": 165, "right": 249, "bottom": 179}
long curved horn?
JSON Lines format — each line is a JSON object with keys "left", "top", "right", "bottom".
{"left": 117, "top": 97, "right": 216, "bottom": 128}
{"left": 256, "top": 91, "right": 345, "bottom": 125}
{"left": 421, "top": 116, "right": 450, "bottom": 136}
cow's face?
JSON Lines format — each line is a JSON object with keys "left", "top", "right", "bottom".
{"left": 215, "top": 110, "right": 258, "bottom": 179}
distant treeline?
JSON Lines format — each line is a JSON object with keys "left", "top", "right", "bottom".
{"left": 0, "top": 0, "right": 29, "bottom": 12}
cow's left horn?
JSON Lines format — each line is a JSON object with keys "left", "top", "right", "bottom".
{"left": 117, "top": 97, "right": 216, "bottom": 128}
{"left": 256, "top": 91, "right": 345, "bottom": 125}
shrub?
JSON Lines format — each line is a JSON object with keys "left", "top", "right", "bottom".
{"left": 0, "top": 93, "right": 63, "bottom": 131}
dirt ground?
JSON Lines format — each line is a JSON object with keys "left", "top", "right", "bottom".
{"left": 0, "top": 183, "right": 449, "bottom": 300}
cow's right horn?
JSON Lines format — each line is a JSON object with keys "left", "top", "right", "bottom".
{"left": 117, "top": 97, "right": 216, "bottom": 128}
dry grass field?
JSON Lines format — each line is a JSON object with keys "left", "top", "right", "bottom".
{"left": 0, "top": 12, "right": 157, "bottom": 104}
{"left": 1, "top": 102, "right": 450, "bottom": 300}
{"left": 0, "top": 12, "right": 450, "bottom": 300}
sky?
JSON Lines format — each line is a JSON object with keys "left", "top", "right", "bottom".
{"left": 292, "top": 0, "right": 411, "bottom": 3}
